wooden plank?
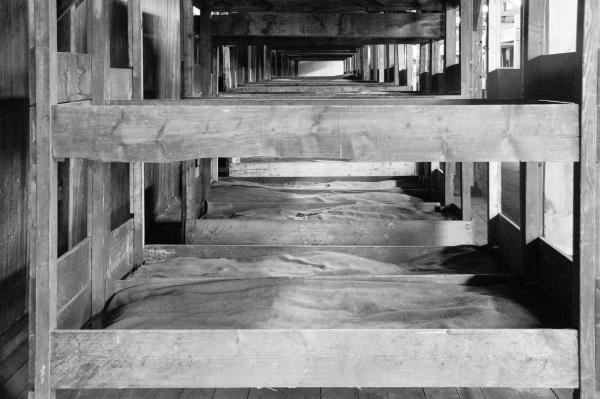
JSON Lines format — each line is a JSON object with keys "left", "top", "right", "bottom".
{"left": 211, "top": 13, "right": 443, "bottom": 41}
{"left": 457, "top": 388, "right": 484, "bottom": 399}
{"left": 488, "top": 162, "right": 502, "bottom": 245}
{"left": 248, "top": 389, "right": 284, "bottom": 399}
{"left": 424, "top": 388, "right": 459, "bottom": 399}
{"left": 459, "top": 0, "right": 473, "bottom": 96}
{"left": 443, "top": 162, "right": 456, "bottom": 206}
{"left": 56, "top": 238, "right": 91, "bottom": 311}
{"left": 213, "top": 389, "right": 250, "bottom": 399}
{"left": 129, "top": 0, "right": 143, "bottom": 99}
{"left": 359, "top": 388, "right": 425, "bottom": 399}
{"left": 107, "top": 68, "right": 133, "bottom": 101}
{"left": 108, "top": 219, "right": 134, "bottom": 279}
{"left": 49, "top": 329, "right": 578, "bottom": 389}
{"left": 181, "top": 0, "right": 195, "bottom": 98}
{"left": 322, "top": 389, "right": 358, "bottom": 399}
{"left": 180, "top": 389, "right": 215, "bottom": 399}
{"left": 131, "top": 163, "right": 145, "bottom": 268}
{"left": 229, "top": 161, "right": 416, "bottom": 177}
{"left": 229, "top": 84, "right": 413, "bottom": 94}
{"left": 52, "top": 102, "right": 580, "bottom": 162}
{"left": 32, "top": 0, "right": 58, "bottom": 398}
{"left": 144, "top": 244, "right": 453, "bottom": 264}
{"left": 185, "top": 219, "right": 473, "bottom": 246}
{"left": 578, "top": 0, "right": 599, "bottom": 397}
{"left": 56, "top": 282, "right": 91, "bottom": 329}
{"left": 90, "top": 162, "right": 111, "bottom": 317}
{"left": 56, "top": 52, "right": 92, "bottom": 103}
{"left": 198, "top": 0, "right": 211, "bottom": 97}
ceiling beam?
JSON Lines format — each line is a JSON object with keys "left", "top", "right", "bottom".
{"left": 194, "top": 0, "right": 442, "bottom": 12}
{"left": 209, "top": 12, "right": 444, "bottom": 44}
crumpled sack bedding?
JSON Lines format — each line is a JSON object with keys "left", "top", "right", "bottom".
{"left": 206, "top": 180, "right": 450, "bottom": 221}
{"left": 104, "top": 278, "right": 541, "bottom": 329}
{"left": 129, "top": 246, "right": 505, "bottom": 280}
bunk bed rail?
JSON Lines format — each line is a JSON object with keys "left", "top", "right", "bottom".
{"left": 51, "top": 101, "right": 579, "bottom": 162}
{"left": 50, "top": 329, "right": 578, "bottom": 389}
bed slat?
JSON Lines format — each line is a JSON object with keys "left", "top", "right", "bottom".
{"left": 50, "top": 329, "right": 578, "bottom": 389}
{"left": 52, "top": 102, "right": 579, "bottom": 162}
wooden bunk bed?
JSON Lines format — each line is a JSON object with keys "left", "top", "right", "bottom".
{"left": 29, "top": 0, "right": 599, "bottom": 399}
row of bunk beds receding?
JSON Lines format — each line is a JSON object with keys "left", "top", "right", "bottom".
{"left": 30, "top": 0, "right": 598, "bottom": 399}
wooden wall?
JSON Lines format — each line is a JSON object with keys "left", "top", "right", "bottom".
{"left": 0, "top": 0, "right": 30, "bottom": 335}
{"left": 141, "top": 0, "right": 182, "bottom": 242}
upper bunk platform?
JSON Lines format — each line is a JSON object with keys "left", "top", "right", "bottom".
{"left": 51, "top": 98, "right": 579, "bottom": 163}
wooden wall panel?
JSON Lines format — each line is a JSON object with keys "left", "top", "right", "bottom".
{"left": 0, "top": 0, "right": 30, "bottom": 335}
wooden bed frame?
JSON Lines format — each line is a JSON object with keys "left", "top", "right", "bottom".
{"left": 29, "top": 0, "right": 599, "bottom": 398}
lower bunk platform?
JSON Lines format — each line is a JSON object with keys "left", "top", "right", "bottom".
{"left": 49, "top": 244, "right": 578, "bottom": 390}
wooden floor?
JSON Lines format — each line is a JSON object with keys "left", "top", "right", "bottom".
{"left": 56, "top": 387, "right": 574, "bottom": 399}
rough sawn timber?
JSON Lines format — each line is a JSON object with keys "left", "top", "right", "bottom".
{"left": 51, "top": 101, "right": 579, "bottom": 162}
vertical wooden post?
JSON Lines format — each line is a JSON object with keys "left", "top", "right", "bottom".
{"left": 361, "top": 45, "right": 369, "bottom": 80}
{"left": 460, "top": 162, "right": 473, "bottom": 220}
{"left": 519, "top": 161, "right": 544, "bottom": 276}
{"left": 419, "top": 42, "right": 431, "bottom": 92}
{"left": 393, "top": 44, "right": 400, "bottom": 85}
{"left": 443, "top": 162, "right": 456, "bottom": 207}
{"left": 576, "top": 0, "right": 598, "bottom": 397}
{"left": 33, "top": 0, "right": 58, "bottom": 397}
{"left": 181, "top": 0, "right": 195, "bottom": 98}
{"left": 377, "top": 44, "right": 385, "bottom": 82}
{"left": 406, "top": 45, "right": 414, "bottom": 89}
{"left": 445, "top": 0, "right": 458, "bottom": 92}
{"left": 432, "top": 40, "right": 441, "bottom": 91}
{"left": 88, "top": 0, "right": 111, "bottom": 319}
{"left": 488, "top": 162, "right": 502, "bottom": 245}
{"left": 129, "top": 0, "right": 143, "bottom": 98}
{"left": 130, "top": 0, "right": 144, "bottom": 266}
{"left": 198, "top": 0, "right": 211, "bottom": 97}
{"left": 223, "top": 45, "right": 232, "bottom": 89}
{"left": 460, "top": 0, "right": 473, "bottom": 96}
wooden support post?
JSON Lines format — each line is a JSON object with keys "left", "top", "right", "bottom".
{"left": 198, "top": 0, "right": 211, "bottom": 97}
{"left": 460, "top": 162, "right": 473, "bottom": 220}
{"left": 211, "top": 45, "right": 219, "bottom": 94}
{"left": 181, "top": 0, "right": 195, "bottom": 98}
{"left": 393, "top": 44, "right": 400, "bottom": 85}
{"left": 33, "top": 0, "right": 58, "bottom": 397}
{"left": 361, "top": 46, "right": 369, "bottom": 80}
{"left": 247, "top": 46, "right": 253, "bottom": 82}
{"left": 487, "top": 0, "right": 501, "bottom": 73}
{"left": 443, "top": 162, "right": 456, "bottom": 206}
{"left": 460, "top": 0, "right": 473, "bottom": 96}
{"left": 432, "top": 40, "right": 441, "bottom": 91}
{"left": 419, "top": 42, "right": 431, "bottom": 92}
{"left": 131, "top": 162, "right": 144, "bottom": 267}
{"left": 377, "top": 44, "right": 385, "bottom": 83}
{"left": 88, "top": 0, "right": 111, "bottom": 319}
{"left": 576, "top": 0, "right": 598, "bottom": 397}
{"left": 223, "top": 45, "right": 232, "bottom": 89}
{"left": 488, "top": 162, "right": 502, "bottom": 245}
{"left": 445, "top": 0, "right": 458, "bottom": 93}
{"left": 129, "top": 0, "right": 143, "bottom": 99}
{"left": 519, "top": 162, "right": 544, "bottom": 276}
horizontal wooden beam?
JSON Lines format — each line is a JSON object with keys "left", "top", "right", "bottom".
{"left": 229, "top": 84, "right": 413, "bottom": 93}
{"left": 52, "top": 101, "right": 579, "bottom": 162}
{"left": 210, "top": 12, "right": 444, "bottom": 42}
{"left": 228, "top": 161, "right": 417, "bottom": 177}
{"left": 185, "top": 220, "right": 473, "bottom": 246}
{"left": 198, "top": 0, "right": 443, "bottom": 13}
{"left": 50, "top": 329, "right": 578, "bottom": 388}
